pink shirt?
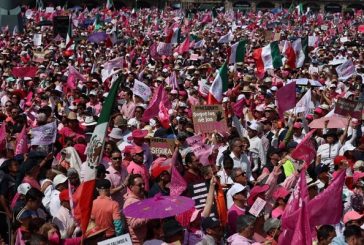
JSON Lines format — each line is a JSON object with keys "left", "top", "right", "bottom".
{"left": 121, "top": 101, "right": 136, "bottom": 120}
{"left": 86, "top": 102, "right": 102, "bottom": 115}
{"left": 127, "top": 161, "right": 150, "bottom": 191}
{"left": 228, "top": 204, "right": 246, "bottom": 235}
{"left": 106, "top": 165, "right": 128, "bottom": 207}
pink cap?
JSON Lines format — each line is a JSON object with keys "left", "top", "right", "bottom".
{"left": 293, "top": 122, "right": 302, "bottom": 129}
{"left": 343, "top": 211, "right": 363, "bottom": 224}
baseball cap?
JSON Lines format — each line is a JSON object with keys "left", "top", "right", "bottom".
{"left": 17, "top": 183, "right": 31, "bottom": 195}
{"left": 343, "top": 210, "right": 364, "bottom": 224}
{"left": 96, "top": 164, "right": 110, "bottom": 174}
{"left": 229, "top": 183, "right": 247, "bottom": 197}
{"left": 163, "top": 219, "right": 183, "bottom": 237}
{"left": 53, "top": 174, "right": 68, "bottom": 187}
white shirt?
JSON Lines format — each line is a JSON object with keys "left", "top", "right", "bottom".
{"left": 216, "top": 169, "right": 234, "bottom": 186}
{"left": 53, "top": 206, "right": 75, "bottom": 239}
{"left": 229, "top": 152, "right": 254, "bottom": 181}
{"left": 248, "top": 136, "right": 266, "bottom": 166}
{"left": 49, "top": 189, "right": 61, "bottom": 217}
{"left": 317, "top": 142, "right": 342, "bottom": 167}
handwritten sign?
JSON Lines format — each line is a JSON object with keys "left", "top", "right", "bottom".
{"left": 192, "top": 105, "right": 228, "bottom": 134}
{"left": 334, "top": 98, "right": 363, "bottom": 119}
{"left": 336, "top": 60, "right": 356, "bottom": 81}
{"left": 249, "top": 197, "right": 267, "bottom": 217}
{"left": 133, "top": 79, "right": 152, "bottom": 102}
{"left": 98, "top": 233, "right": 132, "bottom": 245}
{"left": 150, "top": 138, "right": 175, "bottom": 156}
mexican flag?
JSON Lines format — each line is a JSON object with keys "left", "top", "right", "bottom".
{"left": 229, "top": 40, "right": 246, "bottom": 64}
{"left": 170, "top": 28, "right": 181, "bottom": 44}
{"left": 283, "top": 37, "right": 308, "bottom": 69}
{"left": 296, "top": 3, "right": 304, "bottom": 15}
{"left": 253, "top": 41, "right": 282, "bottom": 74}
{"left": 207, "top": 62, "right": 228, "bottom": 104}
{"left": 73, "top": 75, "right": 122, "bottom": 234}
{"left": 106, "top": 0, "right": 113, "bottom": 9}
{"left": 65, "top": 17, "right": 74, "bottom": 51}
{"left": 93, "top": 14, "right": 102, "bottom": 31}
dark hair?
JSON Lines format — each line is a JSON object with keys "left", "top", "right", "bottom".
{"left": 145, "top": 219, "right": 162, "bottom": 241}
{"left": 185, "top": 152, "right": 195, "bottom": 165}
{"left": 344, "top": 225, "right": 362, "bottom": 241}
{"left": 25, "top": 188, "right": 44, "bottom": 202}
{"left": 28, "top": 234, "right": 48, "bottom": 245}
{"left": 111, "top": 149, "right": 121, "bottom": 155}
{"left": 317, "top": 225, "right": 335, "bottom": 242}
{"left": 28, "top": 217, "right": 46, "bottom": 234}
{"left": 127, "top": 174, "right": 143, "bottom": 187}
{"left": 229, "top": 138, "right": 242, "bottom": 149}
{"left": 223, "top": 155, "right": 234, "bottom": 169}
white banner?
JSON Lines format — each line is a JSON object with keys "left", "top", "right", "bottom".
{"left": 157, "top": 42, "right": 173, "bottom": 56}
{"left": 31, "top": 121, "right": 57, "bottom": 146}
{"left": 33, "top": 33, "right": 42, "bottom": 46}
{"left": 336, "top": 60, "right": 356, "bottom": 81}
{"left": 98, "top": 233, "right": 132, "bottom": 245}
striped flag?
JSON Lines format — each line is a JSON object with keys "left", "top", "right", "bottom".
{"left": 170, "top": 28, "right": 181, "bottom": 44}
{"left": 283, "top": 37, "right": 308, "bottom": 69}
{"left": 229, "top": 40, "right": 246, "bottom": 64}
{"left": 207, "top": 62, "right": 228, "bottom": 104}
{"left": 296, "top": 3, "right": 304, "bottom": 15}
{"left": 73, "top": 75, "right": 122, "bottom": 234}
{"left": 106, "top": 0, "right": 113, "bottom": 9}
{"left": 65, "top": 17, "right": 74, "bottom": 52}
{"left": 218, "top": 31, "right": 233, "bottom": 44}
{"left": 253, "top": 41, "right": 282, "bottom": 75}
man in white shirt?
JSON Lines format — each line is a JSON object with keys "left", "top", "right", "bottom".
{"left": 49, "top": 174, "right": 68, "bottom": 217}
{"left": 228, "top": 138, "right": 254, "bottom": 182}
{"left": 247, "top": 122, "right": 266, "bottom": 172}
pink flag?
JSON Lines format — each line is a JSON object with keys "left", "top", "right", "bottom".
{"left": 276, "top": 82, "right": 296, "bottom": 118}
{"left": 201, "top": 13, "right": 212, "bottom": 24}
{"left": 12, "top": 67, "right": 38, "bottom": 78}
{"left": 174, "top": 35, "right": 190, "bottom": 54}
{"left": 291, "top": 129, "right": 317, "bottom": 166}
{"left": 15, "top": 126, "right": 28, "bottom": 155}
{"left": 0, "top": 122, "right": 6, "bottom": 149}
{"left": 142, "top": 85, "right": 169, "bottom": 122}
{"left": 232, "top": 98, "right": 245, "bottom": 118}
{"left": 186, "top": 134, "right": 203, "bottom": 146}
{"left": 158, "top": 101, "right": 170, "bottom": 129}
{"left": 191, "top": 144, "right": 213, "bottom": 166}
{"left": 291, "top": 201, "right": 312, "bottom": 245}
{"left": 170, "top": 166, "right": 187, "bottom": 196}
{"left": 167, "top": 71, "right": 178, "bottom": 90}
{"left": 67, "top": 66, "right": 86, "bottom": 90}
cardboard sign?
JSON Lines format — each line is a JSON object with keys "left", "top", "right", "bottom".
{"left": 98, "top": 233, "right": 132, "bottom": 245}
{"left": 157, "top": 42, "right": 173, "bottom": 56}
{"left": 192, "top": 105, "right": 228, "bottom": 134}
{"left": 249, "top": 197, "right": 267, "bottom": 217}
{"left": 150, "top": 138, "right": 175, "bottom": 156}
{"left": 334, "top": 98, "right": 363, "bottom": 119}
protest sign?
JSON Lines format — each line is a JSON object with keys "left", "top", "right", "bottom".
{"left": 157, "top": 42, "right": 173, "bottom": 56}
{"left": 31, "top": 121, "right": 57, "bottom": 145}
{"left": 334, "top": 98, "right": 363, "bottom": 119}
{"left": 98, "top": 233, "right": 132, "bottom": 245}
{"left": 150, "top": 138, "right": 175, "bottom": 156}
{"left": 133, "top": 79, "right": 152, "bottom": 101}
{"left": 249, "top": 197, "right": 267, "bottom": 217}
{"left": 192, "top": 105, "right": 228, "bottom": 134}
{"left": 336, "top": 60, "right": 356, "bottom": 81}
{"left": 186, "top": 134, "right": 203, "bottom": 146}
{"left": 33, "top": 33, "right": 42, "bottom": 46}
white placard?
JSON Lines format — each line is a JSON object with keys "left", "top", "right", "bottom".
{"left": 33, "top": 33, "right": 42, "bottom": 46}
{"left": 133, "top": 79, "right": 152, "bottom": 102}
{"left": 98, "top": 233, "right": 132, "bottom": 245}
{"left": 248, "top": 197, "right": 267, "bottom": 217}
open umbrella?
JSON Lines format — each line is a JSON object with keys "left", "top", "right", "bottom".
{"left": 287, "top": 78, "right": 322, "bottom": 87}
{"left": 123, "top": 194, "right": 195, "bottom": 219}
{"left": 309, "top": 115, "right": 349, "bottom": 129}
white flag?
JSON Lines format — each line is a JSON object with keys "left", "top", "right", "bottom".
{"left": 133, "top": 79, "right": 152, "bottom": 102}
{"left": 293, "top": 89, "right": 313, "bottom": 116}
{"left": 218, "top": 31, "right": 234, "bottom": 44}
{"left": 31, "top": 121, "right": 57, "bottom": 146}
{"left": 336, "top": 60, "right": 356, "bottom": 81}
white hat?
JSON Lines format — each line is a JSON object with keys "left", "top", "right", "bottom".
{"left": 108, "top": 128, "right": 124, "bottom": 139}
{"left": 222, "top": 97, "right": 229, "bottom": 103}
{"left": 89, "top": 90, "right": 97, "bottom": 96}
{"left": 81, "top": 116, "right": 97, "bottom": 126}
{"left": 226, "top": 183, "right": 246, "bottom": 209}
{"left": 53, "top": 174, "right": 68, "bottom": 187}
{"left": 353, "top": 160, "right": 364, "bottom": 171}
{"left": 17, "top": 183, "right": 31, "bottom": 195}
{"left": 248, "top": 121, "right": 260, "bottom": 131}
{"left": 170, "top": 89, "right": 178, "bottom": 94}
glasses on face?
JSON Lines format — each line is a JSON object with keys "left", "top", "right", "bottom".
{"left": 112, "top": 157, "right": 122, "bottom": 160}
{"left": 236, "top": 172, "right": 246, "bottom": 178}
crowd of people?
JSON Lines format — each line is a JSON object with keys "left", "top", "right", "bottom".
{"left": 0, "top": 3, "right": 363, "bottom": 245}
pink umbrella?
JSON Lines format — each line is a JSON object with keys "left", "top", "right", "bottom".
{"left": 309, "top": 115, "right": 348, "bottom": 129}
{"left": 123, "top": 194, "right": 195, "bottom": 219}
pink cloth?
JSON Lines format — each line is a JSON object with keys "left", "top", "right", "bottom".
{"left": 227, "top": 233, "right": 256, "bottom": 245}
{"left": 121, "top": 101, "right": 136, "bottom": 120}
{"left": 228, "top": 204, "right": 245, "bottom": 235}
{"left": 106, "top": 165, "right": 128, "bottom": 207}
{"left": 272, "top": 207, "right": 284, "bottom": 218}
{"left": 127, "top": 161, "right": 150, "bottom": 191}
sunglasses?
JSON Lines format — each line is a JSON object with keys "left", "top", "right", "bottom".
{"left": 112, "top": 157, "right": 122, "bottom": 160}
{"left": 236, "top": 172, "right": 246, "bottom": 178}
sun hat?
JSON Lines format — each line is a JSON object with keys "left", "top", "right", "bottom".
{"left": 108, "top": 128, "right": 124, "bottom": 140}
{"left": 247, "top": 184, "right": 269, "bottom": 206}
{"left": 81, "top": 116, "right": 97, "bottom": 126}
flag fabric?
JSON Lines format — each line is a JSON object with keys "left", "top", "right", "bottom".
{"left": 276, "top": 82, "right": 296, "bottom": 118}
{"left": 207, "top": 62, "right": 228, "bottom": 104}
{"left": 12, "top": 67, "right": 38, "bottom": 78}
{"left": 142, "top": 85, "right": 169, "bottom": 122}
{"left": 292, "top": 89, "right": 312, "bottom": 116}
{"left": 253, "top": 41, "right": 282, "bottom": 74}
{"left": 106, "top": 0, "right": 113, "bottom": 9}
{"left": 291, "top": 129, "right": 317, "bottom": 165}
{"left": 218, "top": 31, "right": 234, "bottom": 44}
{"left": 232, "top": 97, "right": 245, "bottom": 118}
{"left": 296, "top": 3, "right": 304, "bottom": 15}
{"left": 67, "top": 66, "right": 86, "bottom": 90}
{"left": 194, "top": 39, "right": 205, "bottom": 49}
{"left": 157, "top": 42, "right": 173, "bottom": 56}
{"left": 291, "top": 201, "right": 312, "bottom": 245}
{"left": 73, "top": 75, "right": 122, "bottom": 234}
{"left": 65, "top": 17, "right": 74, "bottom": 51}
{"left": 170, "top": 28, "right": 181, "bottom": 44}
{"left": 93, "top": 14, "right": 102, "bottom": 31}
{"left": 158, "top": 102, "right": 170, "bottom": 129}
{"left": 167, "top": 71, "right": 178, "bottom": 90}
{"left": 15, "top": 126, "right": 28, "bottom": 155}
{"left": 308, "top": 35, "right": 319, "bottom": 47}
{"left": 132, "top": 79, "right": 152, "bottom": 102}
{"left": 174, "top": 34, "right": 190, "bottom": 54}
{"left": 229, "top": 40, "right": 246, "bottom": 64}
{"left": 30, "top": 121, "right": 57, "bottom": 146}
{"left": 170, "top": 166, "right": 187, "bottom": 196}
